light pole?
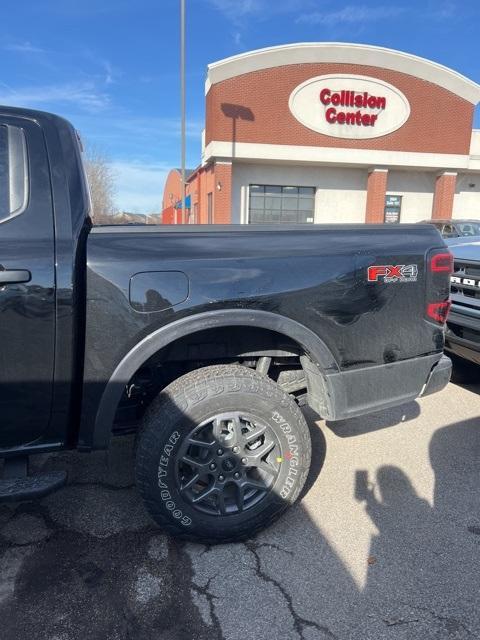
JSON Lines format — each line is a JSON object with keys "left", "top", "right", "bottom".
{"left": 180, "top": 0, "right": 186, "bottom": 225}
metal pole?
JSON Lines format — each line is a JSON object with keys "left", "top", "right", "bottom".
{"left": 180, "top": 0, "right": 186, "bottom": 224}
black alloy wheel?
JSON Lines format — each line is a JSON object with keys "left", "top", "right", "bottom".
{"left": 175, "top": 411, "right": 281, "bottom": 516}
{"left": 135, "top": 364, "right": 312, "bottom": 543}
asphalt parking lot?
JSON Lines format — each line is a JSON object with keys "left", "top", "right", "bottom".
{"left": 0, "top": 379, "right": 479, "bottom": 640}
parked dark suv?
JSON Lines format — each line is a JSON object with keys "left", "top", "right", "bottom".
{"left": 419, "top": 219, "right": 480, "bottom": 239}
{"left": 445, "top": 239, "right": 480, "bottom": 383}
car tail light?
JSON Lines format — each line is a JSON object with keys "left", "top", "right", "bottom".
{"left": 427, "top": 301, "right": 451, "bottom": 323}
{"left": 426, "top": 249, "right": 452, "bottom": 324}
{"left": 430, "top": 252, "right": 453, "bottom": 273}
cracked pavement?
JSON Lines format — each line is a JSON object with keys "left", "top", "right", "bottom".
{"left": 0, "top": 380, "right": 479, "bottom": 640}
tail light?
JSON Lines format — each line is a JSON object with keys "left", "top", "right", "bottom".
{"left": 430, "top": 252, "right": 454, "bottom": 273}
{"left": 426, "top": 249, "right": 453, "bottom": 324}
{"left": 427, "top": 301, "right": 451, "bottom": 323}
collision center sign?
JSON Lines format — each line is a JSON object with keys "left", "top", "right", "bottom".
{"left": 289, "top": 74, "right": 410, "bottom": 139}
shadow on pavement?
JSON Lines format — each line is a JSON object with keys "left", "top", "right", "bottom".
{"left": 0, "top": 410, "right": 479, "bottom": 639}
{"left": 359, "top": 416, "right": 480, "bottom": 638}
{"left": 451, "top": 379, "right": 480, "bottom": 395}
{"left": 449, "top": 355, "right": 480, "bottom": 394}
{"left": 326, "top": 401, "right": 421, "bottom": 437}
{"left": 300, "top": 407, "right": 327, "bottom": 497}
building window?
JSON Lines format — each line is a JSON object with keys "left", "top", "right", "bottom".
{"left": 207, "top": 192, "right": 213, "bottom": 224}
{"left": 384, "top": 195, "right": 402, "bottom": 223}
{"left": 249, "top": 185, "right": 315, "bottom": 224}
{"left": 192, "top": 202, "right": 198, "bottom": 224}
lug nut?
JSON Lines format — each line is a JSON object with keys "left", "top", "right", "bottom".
{"left": 234, "top": 472, "right": 241, "bottom": 479}
{"left": 217, "top": 448, "right": 223, "bottom": 456}
{"left": 232, "top": 446, "right": 240, "bottom": 453}
{"left": 218, "top": 475, "right": 224, "bottom": 482}
{"left": 241, "top": 457, "right": 248, "bottom": 465}
{"left": 209, "top": 462, "right": 216, "bottom": 470}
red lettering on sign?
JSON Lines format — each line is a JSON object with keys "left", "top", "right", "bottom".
{"left": 319, "top": 88, "right": 387, "bottom": 128}
{"left": 319, "top": 88, "right": 331, "bottom": 105}
{"left": 325, "top": 107, "right": 336, "bottom": 123}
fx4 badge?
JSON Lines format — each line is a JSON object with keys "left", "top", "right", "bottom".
{"left": 368, "top": 264, "right": 418, "bottom": 283}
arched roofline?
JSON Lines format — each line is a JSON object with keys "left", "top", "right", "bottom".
{"left": 206, "top": 42, "right": 480, "bottom": 104}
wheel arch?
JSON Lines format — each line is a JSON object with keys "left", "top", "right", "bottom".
{"left": 91, "top": 309, "right": 339, "bottom": 449}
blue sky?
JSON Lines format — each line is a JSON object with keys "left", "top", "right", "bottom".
{"left": 1, "top": 0, "right": 479, "bottom": 212}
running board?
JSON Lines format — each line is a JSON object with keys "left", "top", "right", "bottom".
{"left": 0, "top": 455, "right": 67, "bottom": 502}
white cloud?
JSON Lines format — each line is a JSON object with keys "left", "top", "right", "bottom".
{"left": 102, "top": 60, "right": 120, "bottom": 85}
{"left": 0, "top": 82, "right": 110, "bottom": 113}
{"left": 74, "top": 114, "right": 203, "bottom": 155}
{"left": 431, "top": 1, "right": 456, "bottom": 19}
{"left": 108, "top": 115, "right": 203, "bottom": 139}
{"left": 209, "top": 0, "right": 262, "bottom": 21}
{"left": 296, "top": 5, "right": 405, "bottom": 26}
{"left": 210, "top": 0, "right": 313, "bottom": 23}
{"left": 110, "top": 160, "right": 171, "bottom": 212}
{"left": 3, "top": 41, "right": 45, "bottom": 54}
{"left": 80, "top": 50, "right": 122, "bottom": 85}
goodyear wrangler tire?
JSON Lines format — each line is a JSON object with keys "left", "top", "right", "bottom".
{"left": 135, "top": 364, "right": 312, "bottom": 543}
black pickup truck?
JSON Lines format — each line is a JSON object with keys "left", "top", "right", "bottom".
{"left": 0, "top": 106, "right": 452, "bottom": 542}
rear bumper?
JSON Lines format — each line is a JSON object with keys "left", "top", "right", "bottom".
{"left": 421, "top": 355, "right": 452, "bottom": 397}
{"left": 309, "top": 352, "right": 451, "bottom": 421}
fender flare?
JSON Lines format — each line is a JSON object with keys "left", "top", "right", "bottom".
{"left": 92, "top": 309, "right": 339, "bottom": 448}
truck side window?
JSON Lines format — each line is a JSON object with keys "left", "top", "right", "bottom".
{"left": 0, "top": 125, "right": 28, "bottom": 223}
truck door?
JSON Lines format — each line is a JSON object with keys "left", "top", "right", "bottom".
{"left": 0, "top": 118, "right": 55, "bottom": 449}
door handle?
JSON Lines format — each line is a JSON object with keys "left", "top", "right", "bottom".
{"left": 0, "top": 269, "right": 31, "bottom": 284}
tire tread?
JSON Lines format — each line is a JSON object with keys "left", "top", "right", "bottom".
{"left": 135, "top": 364, "right": 311, "bottom": 543}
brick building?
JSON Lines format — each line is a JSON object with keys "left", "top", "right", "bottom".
{"left": 162, "top": 43, "right": 480, "bottom": 225}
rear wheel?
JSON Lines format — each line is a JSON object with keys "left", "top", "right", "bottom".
{"left": 135, "top": 364, "right": 311, "bottom": 543}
